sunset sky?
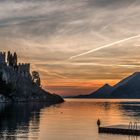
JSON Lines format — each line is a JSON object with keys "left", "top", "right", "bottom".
{"left": 0, "top": 0, "right": 140, "bottom": 96}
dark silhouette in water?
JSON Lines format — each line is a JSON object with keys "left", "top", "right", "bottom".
{"left": 0, "top": 102, "right": 54, "bottom": 139}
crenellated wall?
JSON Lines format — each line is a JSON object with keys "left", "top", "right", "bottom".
{"left": 0, "top": 51, "right": 31, "bottom": 84}
{"left": 18, "top": 63, "right": 30, "bottom": 78}
{"left": 18, "top": 63, "right": 30, "bottom": 73}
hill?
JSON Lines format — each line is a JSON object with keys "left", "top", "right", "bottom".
{"left": 71, "top": 72, "right": 140, "bottom": 99}
{"left": 74, "top": 84, "right": 113, "bottom": 98}
{"left": 110, "top": 72, "right": 140, "bottom": 98}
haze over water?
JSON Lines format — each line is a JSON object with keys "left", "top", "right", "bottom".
{"left": 0, "top": 99, "right": 140, "bottom": 140}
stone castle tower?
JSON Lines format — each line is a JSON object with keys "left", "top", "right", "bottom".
{"left": 0, "top": 51, "right": 31, "bottom": 84}
{"left": 0, "top": 52, "right": 6, "bottom": 64}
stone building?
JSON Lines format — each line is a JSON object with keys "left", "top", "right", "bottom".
{"left": 0, "top": 52, "right": 6, "bottom": 64}
{"left": 0, "top": 51, "right": 31, "bottom": 84}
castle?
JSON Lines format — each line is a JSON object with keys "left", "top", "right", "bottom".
{"left": 0, "top": 52, "right": 6, "bottom": 64}
{"left": 0, "top": 51, "right": 64, "bottom": 103}
{"left": 0, "top": 51, "right": 31, "bottom": 85}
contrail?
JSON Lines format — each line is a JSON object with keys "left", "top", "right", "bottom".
{"left": 69, "top": 34, "right": 140, "bottom": 60}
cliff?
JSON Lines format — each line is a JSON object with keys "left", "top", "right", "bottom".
{"left": 0, "top": 74, "right": 64, "bottom": 103}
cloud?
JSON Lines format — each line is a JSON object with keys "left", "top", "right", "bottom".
{"left": 0, "top": 0, "right": 140, "bottom": 95}
{"left": 69, "top": 35, "right": 140, "bottom": 60}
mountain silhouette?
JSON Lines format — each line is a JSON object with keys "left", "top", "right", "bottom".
{"left": 74, "top": 84, "right": 113, "bottom": 98}
{"left": 72, "top": 72, "right": 140, "bottom": 99}
{"left": 110, "top": 72, "right": 140, "bottom": 98}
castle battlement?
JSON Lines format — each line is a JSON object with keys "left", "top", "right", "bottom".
{"left": 0, "top": 52, "right": 6, "bottom": 55}
{"left": 18, "top": 63, "right": 30, "bottom": 73}
{"left": 0, "top": 51, "right": 31, "bottom": 83}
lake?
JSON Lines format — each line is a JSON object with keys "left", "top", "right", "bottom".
{"left": 0, "top": 99, "right": 140, "bottom": 140}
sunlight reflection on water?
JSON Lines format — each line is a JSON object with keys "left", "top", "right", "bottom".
{"left": 0, "top": 99, "right": 140, "bottom": 140}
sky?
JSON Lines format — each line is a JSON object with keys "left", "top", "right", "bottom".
{"left": 0, "top": 0, "right": 140, "bottom": 96}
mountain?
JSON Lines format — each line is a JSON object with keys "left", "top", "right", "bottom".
{"left": 71, "top": 72, "right": 140, "bottom": 99}
{"left": 89, "top": 84, "right": 113, "bottom": 98}
{"left": 110, "top": 72, "right": 140, "bottom": 98}
{"left": 74, "top": 84, "right": 113, "bottom": 98}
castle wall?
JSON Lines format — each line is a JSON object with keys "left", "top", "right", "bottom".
{"left": 18, "top": 63, "right": 30, "bottom": 72}
{"left": 2, "top": 66, "right": 16, "bottom": 84}
{"left": 1, "top": 51, "right": 32, "bottom": 84}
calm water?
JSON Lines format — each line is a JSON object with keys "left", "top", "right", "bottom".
{"left": 0, "top": 99, "right": 140, "bottom": 140}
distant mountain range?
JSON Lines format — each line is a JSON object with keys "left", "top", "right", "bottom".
{"left": 72, "top": 72, "right": 140, "bottom": 99}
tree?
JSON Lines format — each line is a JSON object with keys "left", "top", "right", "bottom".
{"left": 36, "top": 77, "right": 41, "bottom": 87}
{"left": 32, "top": 71, "right": 41, "bottom": 86}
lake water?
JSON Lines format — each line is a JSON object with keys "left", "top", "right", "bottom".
{"left": 0, "top": 99, "right": 140, "bottom": 140}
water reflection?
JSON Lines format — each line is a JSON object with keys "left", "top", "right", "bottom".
{"left": 0, "top": 103, "right": 53, "bottom": 139}
{"left": 129, "top": 135, "right": 138, "bottom": 140}
{"left": 119, "top": 102, "right": 140, "bottom": 117}
{"left": 0, "top": 100, "right": 140, "bottom": 140}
